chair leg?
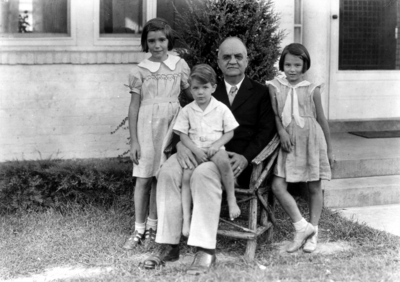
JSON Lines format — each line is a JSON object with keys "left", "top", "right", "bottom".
{"left": 244, "top": 240, "right": 257, "bottom": 261}
{"left": 244, "top": 196, "right": 258, "bottom": 260}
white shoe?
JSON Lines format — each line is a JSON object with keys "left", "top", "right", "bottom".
{"left": 303, "top": 231, "right": 318, "bottom": 253}
{"left": 286, "top": 223, "right": 315, "bottom": 253}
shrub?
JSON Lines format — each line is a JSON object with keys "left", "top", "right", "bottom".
{"left": 0, "top": 159, "right": 133, "bottom": 214}
{"left": 174, "top": 0, "right": 285, "bottom": 83}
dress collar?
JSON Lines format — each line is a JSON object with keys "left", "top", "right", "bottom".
{"left": 138, "top": 54, "right": 181, "bottom": 72}
{"left": 276, "top": 76, "right": 311, "bottom": 88}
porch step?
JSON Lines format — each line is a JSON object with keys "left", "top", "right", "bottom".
{"left": 332, "top": 158, "right": 400, "bottom": 179}
{"left": 331, "top": 132, "right": 400, "bottom": 179}
{"left": 322, "top": 132, "right": 400, "bottom": 208}
{"left": 329, "top": 118, "right": 400, "bottom": 133}
{"left": 323, "top": 175, "right": 400, "bottom": 208}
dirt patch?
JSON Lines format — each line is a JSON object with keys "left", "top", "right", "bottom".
{"left": 274, "top": 240, "right": 352, "bottom": 256}
{"left": 1, "top": 266, "right": 113, "bottom": 282}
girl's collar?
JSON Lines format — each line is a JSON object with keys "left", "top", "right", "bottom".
{"left": 138, "top": 54, "right": 181, "bottom": 72}
{"left": 276, "top": 76, "right": 310, "bottom": 87}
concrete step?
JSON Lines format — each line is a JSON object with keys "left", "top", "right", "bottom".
{"left": 329, "top": 118, "right": 400, "bottom": 133}
{"left": 323, "top": 175, "right": 400, "bottom": 208}
{"left": 331, "top": 132, "right": 400, "bottom": 179}
{"left": 332, "top": 158, "right": 400, "bottom": 179}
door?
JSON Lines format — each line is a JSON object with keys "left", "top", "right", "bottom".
{"left": 329, "top": 0, "right": 400, "bottom": 120}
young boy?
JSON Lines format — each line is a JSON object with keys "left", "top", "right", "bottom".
{"left": 173, "top": 64, "right": 241, "bottom": 236}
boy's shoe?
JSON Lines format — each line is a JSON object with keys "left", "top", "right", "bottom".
{"left": 122, "top": 230, "right": 143, "bottom": 250}
{"left": 303, "top": 231, "right": 318, "bottom": 253}
{"left": 143, "top": 228, "right": 156, "bottom": 250}
{"left": 286, "top": 223, "right": 315, "bottom": 253}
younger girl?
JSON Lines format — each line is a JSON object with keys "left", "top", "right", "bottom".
{"left": 266, "top": 43, "right": 333, "bottom": 253}
{"left": 122, "top": 18, "right": 191, "bottom": 250}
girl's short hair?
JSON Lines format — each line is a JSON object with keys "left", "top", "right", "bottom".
{"left": 141, "top": 18, "right": 174, "bottom": 52}
{"left": 189, "top": 64, "right": 217, "bottom": 85}
{"left": 279, "top": 43, "right": 311, "bottom": 73}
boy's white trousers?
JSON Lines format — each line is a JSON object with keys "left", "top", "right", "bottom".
{"left": 155, "top": 154, "right": 223, "bottom": 249}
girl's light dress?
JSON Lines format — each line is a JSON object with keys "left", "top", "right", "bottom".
{"left": 266, "top": 77, "right": 331, "bottom": 183}
{"left": 128, "top": 54, "right": 190, "bottom": 178}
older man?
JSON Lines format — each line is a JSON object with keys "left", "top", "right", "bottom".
{"left": 142, "top": 37, "right": 276, "bottom": 274}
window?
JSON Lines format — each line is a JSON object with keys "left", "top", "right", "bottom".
{"left": 99, "top": 0, "right": 143, "bottom": 37}
{"left": 0, "top": 0, "right": 70, "bottom": 37}
{"left": 94, "top": 0, "right": 156, "bottom": 46}
{"left": 339, "top": 0, "right": 400, "bottom": 70}
{"left": 294, "top": 0, "right": 302, "bottom": 43}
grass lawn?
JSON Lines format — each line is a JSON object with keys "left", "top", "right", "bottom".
{"left": 1, "top": 197, "right": 399, "bottom": 282}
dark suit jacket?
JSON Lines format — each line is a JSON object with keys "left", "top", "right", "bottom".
{"left": 213, "top": 76, "right": 277, "bottom": 184}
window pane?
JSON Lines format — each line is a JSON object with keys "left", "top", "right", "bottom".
{"left": 339, "top": 0, "right": 400, "bottom": 70}
{"left": 294, "top": 26, "right": 302, "bottom": 43}
{"left": 0, "top": 0, "right": 68, "bottom": 34}
{"left": 294, "top": 0, "right": 302, "bottom": 25}
{"left": 99, "top": 0, "right": 143, "bottom": 36}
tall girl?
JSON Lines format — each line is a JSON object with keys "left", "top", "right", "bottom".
{"left": 122, "top": 18, "right": 191, "bottom": 250}
{"left": 266, "top": 43, "right": 333, "bottom": 253}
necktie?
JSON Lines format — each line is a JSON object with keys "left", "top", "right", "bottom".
{"left": 281, "top": 80, "right": 310, "bottom": 128}
{"left": 228, "top": 86, "right": 238, "bottom": 105}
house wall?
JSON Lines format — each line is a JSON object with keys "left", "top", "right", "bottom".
{"left": 0, "top": 0, "right": 149, "bottom": 162}
{"left": 0, "top": 64, "right": 132, "bottom": 161}
{"left": 0, "top": 0, "right": 296, "bottom": 162}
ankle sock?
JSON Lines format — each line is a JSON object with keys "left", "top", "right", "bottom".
{"left": 293, "top": 218, "right": 308, "bottom": 231}
{"left": 134, "top": 221, "right": 146, "bottom": 234}
{"left": 197, "top": 247, "right": 215, "bottom": 255}
{"left": 146, "top": 217, "right": 157, "bottom": 231}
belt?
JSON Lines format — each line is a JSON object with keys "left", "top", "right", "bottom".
{"left": 141, "top": 97, "right": 178, "bottom": 106}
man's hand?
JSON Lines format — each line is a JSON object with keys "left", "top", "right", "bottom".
{"left": 227, "top": 151, "right": 248, "bottom": 177}
{"left": 176, "top": 142, "right": 198, "bottom": 170}
{"left": 130, "top": 142, "right": 140, "bottom": 165}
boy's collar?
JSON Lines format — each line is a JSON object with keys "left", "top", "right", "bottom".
{"left": 190, "top": 96, "right": 219, "bottom": 114}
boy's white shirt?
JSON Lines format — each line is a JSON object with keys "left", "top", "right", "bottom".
{"left": 138, "top": 54, "right": 181, "bottom": 72}
{"left": 173, "top": 96, "right": 239, "bottom": 149}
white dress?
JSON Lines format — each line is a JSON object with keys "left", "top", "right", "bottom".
{"left": 266, "top": 77, "right": 331, "bottom": 182}
{"left": 128, "top": 54, "right": 190, "bottom": 177}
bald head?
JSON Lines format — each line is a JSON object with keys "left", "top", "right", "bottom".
{"left": 217, "top": 37, "right": 248, "bottom": 84}
{"left": 218, "top": 37, "right": 247, "bottom": 57}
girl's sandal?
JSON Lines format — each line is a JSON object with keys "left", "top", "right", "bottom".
{"left": 143, "top": 228, "right": 156, "bottom": 250}
{"left": 122, "top": 230, "right": 143, "bottom": 250}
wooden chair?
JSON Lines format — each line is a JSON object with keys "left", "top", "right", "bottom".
{"left": 217, "top": 134, "right": 280, "bottom": 260}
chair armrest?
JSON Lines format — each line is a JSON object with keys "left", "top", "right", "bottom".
{"left": 254, "top": 149, "right": 279, "bottom": 190}
{"left": 251, "top": 134, "right": 280, "bottom": 165}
